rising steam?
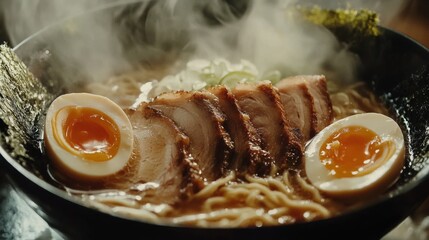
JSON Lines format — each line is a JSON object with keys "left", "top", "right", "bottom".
{"left": 0, "top": 0, "right": 404, "bottom": 87}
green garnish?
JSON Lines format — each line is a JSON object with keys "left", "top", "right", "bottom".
{"left": 298, "top": 6, "right": 381, "bottom": 49}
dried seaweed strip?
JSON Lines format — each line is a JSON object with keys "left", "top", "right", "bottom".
{"left": 297, "top": 6, "right": 380, "bottom": 51}
{"left": 0, "top": 44, "right": 53, "bottom": 160}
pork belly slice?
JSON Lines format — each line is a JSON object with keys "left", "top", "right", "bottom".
{"left": 127, "top": 107, "right": 204, "bottom": 204}
{"left": 232, "top": 81, "right": 303, "bottom": 171}
{"left": 207, "top": 86, "right": 272, "bottom": 176}
{"left": 144, "top": 90, "right": 234, "bottom": 181}
{"left": 276, "top": 75, "right": 333, "bottom": 141}
{"left": 275, "top": 77, "right": 313, "bottom": 141}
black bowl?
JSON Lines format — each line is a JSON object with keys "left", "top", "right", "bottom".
{"left": 2, "top": 2, "right": 429, "bottom": 240}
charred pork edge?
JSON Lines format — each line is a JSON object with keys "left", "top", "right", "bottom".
{"left": 315, "top": 76, "right": 334, "bottom": 128}
{"left": 192, "top": 91, "right": 234, "bottom": 177}
{"left": 276, "top": 75, "right": 333, "bottom": 139}
{"left": 148, "top": 90, "right": 234, "bottom": 180}
{"left": 223, "top": 88, "right": 273, "bottom": 176}
{"left": 304, "top": 76, "right": 333, "bottom": 136}
{"left": 207, "top": 86, "right": 273, "bottom": 176}
{"left": 258, "top": 83, "right": 303, "bottom": 170}
{"left": 138, "top": 105, "right": 205, "bottom": 198}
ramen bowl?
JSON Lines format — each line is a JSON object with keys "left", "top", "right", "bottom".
{"left": 1, "top": 2, "right": 429, "bottom": 240}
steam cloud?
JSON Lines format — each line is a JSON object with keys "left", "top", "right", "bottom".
{"left": 0, "top": 0, "right": 404, "bottom": 87}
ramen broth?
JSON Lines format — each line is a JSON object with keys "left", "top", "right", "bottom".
{"left": 45, "top": 67, "right": 393, "bottom": 227}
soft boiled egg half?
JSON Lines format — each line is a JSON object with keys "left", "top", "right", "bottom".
{"left": 305, "top": 113, "right": 405, "bottom": 199}
{"left": 44, "top": 93, "right": 134, "bottom": 182}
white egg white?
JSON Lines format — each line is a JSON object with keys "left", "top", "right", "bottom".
{"left": 44, "top": 93, "right": 134, "bottom": 182}
{"left": 305, "top": 113, "right": 405, "bottom": 199}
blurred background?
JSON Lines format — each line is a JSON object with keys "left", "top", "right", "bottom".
{"left": 0, "top": 0, "right": 428, "bottom": 239}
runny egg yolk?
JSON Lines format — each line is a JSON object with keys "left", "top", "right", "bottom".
{"left": 319, "top": 125, "right": 390, "bottom": 178}
{"left": 55, "top": 106, "right": 120, "bottom": 162}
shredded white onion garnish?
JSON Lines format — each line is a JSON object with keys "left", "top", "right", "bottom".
{"left": 132, "top": 58, "right": 281, "bottom": 108}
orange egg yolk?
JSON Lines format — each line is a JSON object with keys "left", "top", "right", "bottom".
{"left": 56, "top": 106, "right": 120, "bottom": 162}
{"left": 319, "top": 125, "right": 389, "bottom": 178}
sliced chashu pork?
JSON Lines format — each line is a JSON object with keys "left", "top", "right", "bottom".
{"left": 127, "top": 107, "right": 204, "bottom": 204}
{"left": 207, "top": 86, "right": 272, "bottom": 176}
{"left": 232, "top": 81, "right": 303, "bottom": 171}
{"left": 276, "top": 75, "right": 333, "bottom": 142}
{"left": 143, "top": 90, "right": 234, "bottom": 181}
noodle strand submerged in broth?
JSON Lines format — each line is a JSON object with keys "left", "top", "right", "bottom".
{"left": 85, "top": 172, "right": 343, "bottom": 227}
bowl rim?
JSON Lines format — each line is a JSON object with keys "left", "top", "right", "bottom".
{"left": 2, "top": 1, "right": 429, "bottom": 232}
{"left": 12, "top": 0, "right": 145, "bottom": 51}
